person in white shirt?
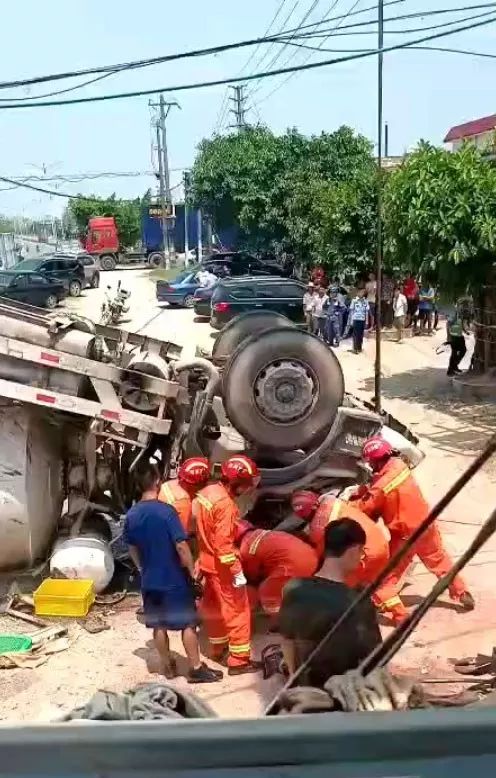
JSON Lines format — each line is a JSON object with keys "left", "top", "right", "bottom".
{"left": 392, "top": 286, "right": 408, "bottom": 342}
{"left": 365, "top": 272, "right": 377, "bottom": 329}
{"left": 197, "top": 269, "right": 217, "bottom": 288}
{"left": 303, "top": 282, "right": 317, "bottom": 332}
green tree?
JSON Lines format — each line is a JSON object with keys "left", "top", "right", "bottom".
{"left": 190, "top": 125, "right": 377, "bottom": 269}
{"left": 384, "top": 141, "right": 496, "bottom": 370}
{"left": 69, "top": 193, "right": 148, "bottom": 248}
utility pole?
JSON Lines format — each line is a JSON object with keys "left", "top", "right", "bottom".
{"left": 149, "top": 95, "right": 180, "bottom": 269}
{"left": 183, "top": 171, "right": 190, "bottom": 266}
{"left": 374, "top": 0, "right": 384, "bottom": 415}
{"left": 384, "top": 121, "right": 389, "bottom": 157}
{"left": 229, "top": 85, "right": 248, "bottom": 131}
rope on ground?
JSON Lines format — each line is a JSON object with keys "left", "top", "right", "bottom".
{"left": 264, "top": 432, "right": 496, "bottom": 715}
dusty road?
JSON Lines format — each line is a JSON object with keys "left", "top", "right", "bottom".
{"left": 1, "top": 268, "right": 496, "bottom": 722}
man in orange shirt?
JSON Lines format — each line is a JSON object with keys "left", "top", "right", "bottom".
{"left": 291, "top": 490, "right": 390, "bottom": 613}
{"left": 353, "top": 436, "right": 475, "bottom": 623}
{"left": 159, "top": 457, "right": 210, "bottom": 534}
{"left": 194, "top": 455, "right": 261, "bottom": 675}
{"left": 235, "top": 519, "right": 318, "bottom": 622}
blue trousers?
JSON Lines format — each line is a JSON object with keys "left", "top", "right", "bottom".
{"left": 326, "top": 317, "right": 341, "bottom": 346}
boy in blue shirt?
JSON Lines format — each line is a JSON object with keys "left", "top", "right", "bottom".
{"left": 125, "top": 462, "right": 222, "bottom": 684}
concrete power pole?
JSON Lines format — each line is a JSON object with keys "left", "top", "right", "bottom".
{"left": 150, "top": 95, "right": 179, "bottom": 269}
{"left": 229, "top": 85, "right": 248, "bottom": 131}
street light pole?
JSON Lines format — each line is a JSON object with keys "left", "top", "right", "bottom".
{"left": 374, "top": 0, "right": 384, "bottom": 415}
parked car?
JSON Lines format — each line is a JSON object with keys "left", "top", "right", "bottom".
{"left": 193, "top": 285, "right": 215, "bottom": 317}
{"left": 0, "top": 270, "right": 67, "bottom": 308}
{"left": 54, "top": 251, "right": 100, "bottom": 289}
{"left": 210, "top": 276, "right": 306, "bottom": 329}
{"left": 201, "top": 251, "right": 288, "bottom": 278}
{"left": 156, "top": 269, "right": 205, "bottom": 308}
{"left": 15, "top": 255, "right": 87, "bottom": 297}
{"left": 157, "top": 254, "right": 288, "bottom": 309}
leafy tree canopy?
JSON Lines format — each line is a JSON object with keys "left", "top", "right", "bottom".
{"left": 190, "top": 125, "right": 377, "bottom": 272}
{"left": 384, "top": 141, "right": 496, "bottom": 295}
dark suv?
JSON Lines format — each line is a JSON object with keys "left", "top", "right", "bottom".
{"left": 202, "top": 251, "right": 288, "bottom": 278}
{"left": 15, "top": 255, "right": 87, "bottom": 297}
{"left": 210, "top": 276, "right": 306, "bottom": 329}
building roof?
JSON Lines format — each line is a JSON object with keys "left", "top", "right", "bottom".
{"left": 444, "top": 113, "right": 496, "bottom": 143}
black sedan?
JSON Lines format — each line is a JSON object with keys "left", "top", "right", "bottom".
{"left": 193, "top": 285, "right": 215, "bottom": 317}
{"left": 0, "top": 270, "right": 67, "bottom": 308}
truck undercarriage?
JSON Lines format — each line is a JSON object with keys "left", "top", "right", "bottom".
{"left": 0, "top": 297, "right": 418, "bottom": 572}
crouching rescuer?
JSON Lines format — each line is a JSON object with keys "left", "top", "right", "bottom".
{"left": 194, "top": 455, "right": 261, "bottom": 675}
{"left": 234, "top": 519, "right": 319, "bottom": 624}
{"left": 291, "top": 489, "right": 390, "bottom": 607}
{"left": 353, "top": 436, "right": 475, "bottom": 623}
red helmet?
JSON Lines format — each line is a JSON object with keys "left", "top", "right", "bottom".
{"left": 221, "top": 455, "right": 260, "bottom": 484}
{"left": 362, "top": 436, "right": 393, "bottom": 464}
{"left": 178, "top": 457, "right": 210, "bottom": 486}
{"left": 291, "top": 490, "right": 319, "bottom": 520}
{"left": 234, "top": 519, "right": 255, "bottom": 543}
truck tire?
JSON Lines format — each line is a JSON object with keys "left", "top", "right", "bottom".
{"left": 222, "top": 328, "right": 345, "bottom": 451}
{"left": 148, "top": 252, "right": 163, "bottom": 268}
{"left": 212, "top": 311, "right": 295, "bottom": 361}
{"left": 100, "top": 254, "right": 116, "bottom": 271}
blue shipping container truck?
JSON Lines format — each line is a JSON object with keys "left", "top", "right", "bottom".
{"left": 141, "top": 204, "right": 207, "bottom": 254}
{"left": 141, "top": 204, "right": 239, "bottom": 254}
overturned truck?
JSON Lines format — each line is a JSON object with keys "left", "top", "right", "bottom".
{"left": 0, "top": 301, "right": 417, "bottom": 572}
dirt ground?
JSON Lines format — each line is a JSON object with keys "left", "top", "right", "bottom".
{"left": 1, "top": 274, "right": 496, "bottom": 721}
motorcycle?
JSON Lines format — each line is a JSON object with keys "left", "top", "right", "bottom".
{"left": 100, "top": 281, "right": 131, "bottom": 325}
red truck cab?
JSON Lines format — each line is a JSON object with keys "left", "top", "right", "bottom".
{"left": 85, "top": 217, "right": 119, "bottom": 271}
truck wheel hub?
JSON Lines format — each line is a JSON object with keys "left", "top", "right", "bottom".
{"left": 254, "top": 360, "right": 315, "bottom": 422}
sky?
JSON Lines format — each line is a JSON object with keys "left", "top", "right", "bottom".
{"left": 0, "top": 0, "right": 495, "bottom": 218}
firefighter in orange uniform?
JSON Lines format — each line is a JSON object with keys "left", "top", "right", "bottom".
{"left": 194, "top": 455, "right": 261, "bottom": 675}
{"left": 159, "top": 457, "right": 210, "bottom": 534}
{"left": 353, "top": 436, "right": 475, "bottom": 624}
{"left": 291, "top": 489, "right": 390, "bottom": 602}
{"left": 235, "top": 519, "right": 319, "bottom": 621}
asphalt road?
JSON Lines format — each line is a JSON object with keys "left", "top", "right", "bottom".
{"left": 63, "top": 266, "right": 214, "bottom": 358}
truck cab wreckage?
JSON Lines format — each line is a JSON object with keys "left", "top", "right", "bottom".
{"left": 0, "top": 299, "right": 418, "bottom": 574}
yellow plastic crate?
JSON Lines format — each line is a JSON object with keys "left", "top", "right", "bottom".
{"left": 34, "top": 578, "right": 95, "bottom": 617}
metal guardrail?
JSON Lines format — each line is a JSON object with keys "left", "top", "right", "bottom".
{"left": 0, "top": 707, "right": 495, "bottom": 776}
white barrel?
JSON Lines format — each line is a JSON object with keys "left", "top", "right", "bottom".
{"left": 50, "top": 535, "right": 115, "bottom": 594}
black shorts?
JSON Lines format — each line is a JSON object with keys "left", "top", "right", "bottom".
{"left": 142, "top": 588, "right": 199, "bottom": 631}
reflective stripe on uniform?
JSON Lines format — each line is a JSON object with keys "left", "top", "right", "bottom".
{"left": 219, "top": 553, "right": 237, "bottom": 564}
{"left": 326, "top": 499, "right": 342, "bottom": 524}
{"left": 382, "top": 468, "right": 411, "bottom": 495}
{"left": 229, "top": 643, "right": 251, "bottom": 654}
{"left": 196, "top": 494, "right": 214, "bottom": 511}
{"left": 209, "top": 636, "right": 229, "bottom": 645}
{"left": 379, "top": 596, "right": 403, "bottom": 610}
{"left": 161, "top": 483, "right": 175, "bottom": 504}
{"left": 248, "top": 530, "right": 270, "bottom": 556}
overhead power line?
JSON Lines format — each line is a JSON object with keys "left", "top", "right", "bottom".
{"left": 251, "top": 0, "right": 358, "bottom": 103}
{"left": 0, "top": 0, "right": 454, "bottom": 93}
{"left": 0, "top": 14, "right": 494, "bottom": 110}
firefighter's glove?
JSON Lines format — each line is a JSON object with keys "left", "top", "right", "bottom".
{"left": 233, "top": 571, "right": 247, "bottom": 588}
{"left": 324, "top": 668, "right": 414, "bottom": 712}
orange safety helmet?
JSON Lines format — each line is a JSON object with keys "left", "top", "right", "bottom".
{"left": 362, "top": 436, "right": 393, "bottom": 464}
{"left": 178, "top": 457, "right": 210, "bottom": 486}
{"left": 234, "top": 518, "right": 255, "bottom": 543}
{"left": 221, "top": 455, "right": 260, "bottom": 484}
{"left": 291, "top": 490, "right": 319, "bottom": 520}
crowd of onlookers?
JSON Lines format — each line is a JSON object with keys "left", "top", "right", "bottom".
{"left": 303, "top": 266, "right": 440, "bottom": 354}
